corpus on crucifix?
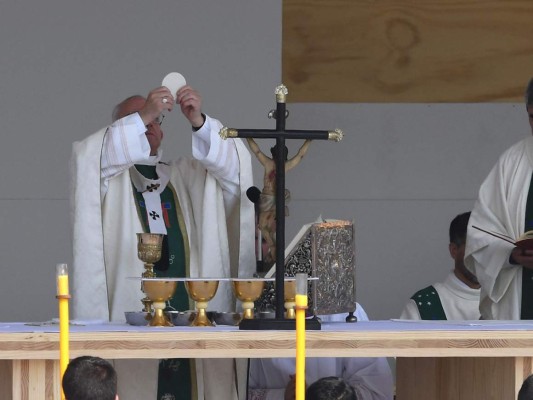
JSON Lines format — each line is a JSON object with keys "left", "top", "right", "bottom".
{"left": 220, "top": 84, "right": 343, "bottom": 330}
{"left": 246, "top": 136, "right": 312, "bottom": 268}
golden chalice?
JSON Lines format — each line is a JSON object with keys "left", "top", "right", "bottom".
{"left": 231, "top": 279, "right": 265, "bottom": 320}
{"left": 142, "top": 279, "right": 177, "bottom": 327}
{"left": 284, "top": 279, "right": 297, "bottom": 319}
{"left": 185, "top": 279, "right": 219, "bottom": 327}
{"left": 136, "top": 233, "right": 165, "bottom": 313}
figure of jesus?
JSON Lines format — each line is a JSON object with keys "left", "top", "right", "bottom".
{"left": 246, "top": 138, "right": 312, "bottom": 266}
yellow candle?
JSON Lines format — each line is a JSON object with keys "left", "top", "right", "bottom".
{"left": 295, "top": 293, "right": 307, "bottom": 400}
{"left": 56, "top": 264, "right": 70, "bottom": 400}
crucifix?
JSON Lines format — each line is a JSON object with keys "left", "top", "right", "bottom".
{"left": 220, "top": 84, "right": 343, "bottom": 330}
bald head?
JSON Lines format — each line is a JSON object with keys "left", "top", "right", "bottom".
{"left": 112, "top": 95, "right": 145, "bottom": 122}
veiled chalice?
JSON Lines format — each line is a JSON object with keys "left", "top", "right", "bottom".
{"left": 136, "top": 233, "right": 165, "bottom": 313}
{"left": 185, "top": 279, "right": 219, "bottom": 327}
{"left": 231, "top": 279, "right": 265, "bottom": 320}
{"left": 142, "top": 279, "right": 177, "bottom": 327}
{"left": 284, "top": 279, "right": 297, "bottom": 319}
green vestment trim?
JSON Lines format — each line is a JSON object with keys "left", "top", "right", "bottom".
{"left": 133, "top": 164, "right": 194, "bottom": 400}
{"left": 410, "top": 285, "right": 447, "bottom": 320}
{"left": 521, "top": 173, "right": 533, "bottom": 319}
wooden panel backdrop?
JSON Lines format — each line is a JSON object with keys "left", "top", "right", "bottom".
{"left": 282, "top": 0, "right": 533, "bottom": 102}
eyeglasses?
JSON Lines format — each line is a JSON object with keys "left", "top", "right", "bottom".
{"left": 153, "top": 114, "right": 165, "bottom": 126}
{"left": 145, "top": 114, "right": 164, "bottom": 129}
{"left": 125, "top": 111, "right": 165, "bottom": 127}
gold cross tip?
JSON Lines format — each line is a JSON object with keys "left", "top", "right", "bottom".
{"left": 219, "top": 127, "right": 238, "bottom": 140}
{"left": 275, "top": 84, "right": 288, "bottom": 103}
{"left": 328, "top": 129, "right": 344, "bottom": 142}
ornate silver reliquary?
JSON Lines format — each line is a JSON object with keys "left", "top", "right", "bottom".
{"left": 257, "top": 219, "right": 356, "bottom": 317}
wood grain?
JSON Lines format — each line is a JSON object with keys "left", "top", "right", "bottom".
{"left": 3, "top": 328, "right": 533, "bottom": 359}
{"left": 396, "top": 357, "right": 533, "bottom": 399}
{"left": 3, "top": 326, "right": 533, "bottom": 400}
{"left": 282, "top": 0, "right": 533, "bottom": 102}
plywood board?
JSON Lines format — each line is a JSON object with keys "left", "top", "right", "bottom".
{"left": 282, "top": 0, "right": 533, "bottom": 102}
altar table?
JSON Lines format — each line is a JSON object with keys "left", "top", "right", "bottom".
{"left": 2, "top": 319, "right": 533, "bottom": 399}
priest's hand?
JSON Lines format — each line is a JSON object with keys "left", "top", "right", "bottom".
{"left": 510, "top": 247, "right": 533, "bottom": 269}
{"left": 139, "top": 87, "right": 174, "bottom": 126}
{"left": 176, "top": 86, "right": 204, "bottom": 129}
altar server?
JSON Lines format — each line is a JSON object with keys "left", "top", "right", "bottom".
{"left": 400, "top": 212, "right": 481, "bottom": 320}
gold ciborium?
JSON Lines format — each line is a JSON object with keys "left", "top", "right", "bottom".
{"left": 284, "top": 279, "right": 297, "bottom": 319}
{"left": 142, "top": 279, "right": 177, "bottom": 327}
{"left": 185, "top": 279, "right": 219, "bottom": 327}
{"left": 136, "top": 233, "right": 165, "bottom": 313}
{"left": 231, "top": 279, "right": 265, "bottom": 320}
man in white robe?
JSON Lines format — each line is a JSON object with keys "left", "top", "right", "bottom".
{"left": 465, "top": 78, "right": 533, "bottom": 320}
{"left": 71, "top": 85, "right": 255, "bottom": 399}
{"left": 247, "top": 304, "right": 394, "bottom": 400}
{"left": 401, "top": 212, "right": 481, "bottom": 320}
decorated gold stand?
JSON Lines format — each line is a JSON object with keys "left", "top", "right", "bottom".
{"left": 136, "top": 233, "right": 165, "bottom": 314}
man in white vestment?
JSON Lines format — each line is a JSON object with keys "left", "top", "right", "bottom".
{"left": 400, "top": 212, "right": 481, "bottom": 320}
{"left": 465, "top": 78, "right": 533, "bottom": 320}
{"left": 70, "top": 84, "right": 255, "bottom": 399}
{"left": 247, "top": 304, "right": 394, "bottom": 400}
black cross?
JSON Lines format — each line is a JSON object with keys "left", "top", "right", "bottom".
{"left": 220, "top": 84, "right": 342, "bottom": 329}
{"left": 145, "top": 183, "right": 160, "bottom": 193}
{"left": 149, "top": 211, "right": 160, "bottom": 220}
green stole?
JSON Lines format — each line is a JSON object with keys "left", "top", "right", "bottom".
{"left": 133, "top": 164, "right": 195, "bottom": 400}
{"left": 411, "top": 285, "right": 447, "bottom": 320}
{"left": 521, "top": 173, "right": 533, "bottom": 319}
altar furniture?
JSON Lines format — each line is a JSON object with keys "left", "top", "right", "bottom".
{"left": 2, "top": 320, "right": 533, "bottom": 399}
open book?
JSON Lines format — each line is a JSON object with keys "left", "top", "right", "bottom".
{"left": 472, "top": 225, "right": 533, "bottom": 250}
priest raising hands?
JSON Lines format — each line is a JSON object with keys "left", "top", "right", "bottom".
{"left": 70, "top": 82, "right": 255, "bottom": 400}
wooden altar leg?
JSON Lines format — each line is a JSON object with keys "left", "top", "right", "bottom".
{"left": 0, "top": 360, "right": 13, "bottom": 399}
{"left": 10, "top": 359, "right": 60, "bottom": 400}
{"left": 396, "top": 357, "right": 533, "bottom": 400}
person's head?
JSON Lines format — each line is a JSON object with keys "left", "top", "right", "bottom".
{"left": 449, "top": 211, "right": 479, "bottom": 288}
{"left": 270, "top": 144, "right": 289, "bottom": 161}
{"left": 525, "top": 78, "right": 533, "bottom": 135}
{"left": 112, "top": 95, "right": 164, "bottom": 156}
{"left": 62, "top": 356, "right": 118, "bottom": 400}
{"left": 518, "top": 374, "right": 533, "bottom": 400}
{"left": 306, "top": 376, "right": 358, "bottom": 400}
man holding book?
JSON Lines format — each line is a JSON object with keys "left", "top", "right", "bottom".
{"left": 465, "top": 77, "right": 533, "bottom": 320}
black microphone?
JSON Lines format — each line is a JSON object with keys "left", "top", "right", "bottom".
{"left": 246, "top": 186, "right": 261, "bottom": 204}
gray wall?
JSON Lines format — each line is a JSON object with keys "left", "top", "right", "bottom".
{"left": 0, "top": 1, "right": 281, "bottom": 321}
{"left": 0, "top": 1, "right": 528, "bottom": 322}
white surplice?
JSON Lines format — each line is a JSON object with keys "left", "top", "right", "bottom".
{"left": 465, "top": 136, "right": 533, "bottom": 320}
{"left": 399, "top": 271, "right": 481, "bottom": 320}
{"left": 247, "top": 304, "right": 394, "bottom": 400}
{"left": 70, "top": 113, "right": 255, "bottom": 400}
